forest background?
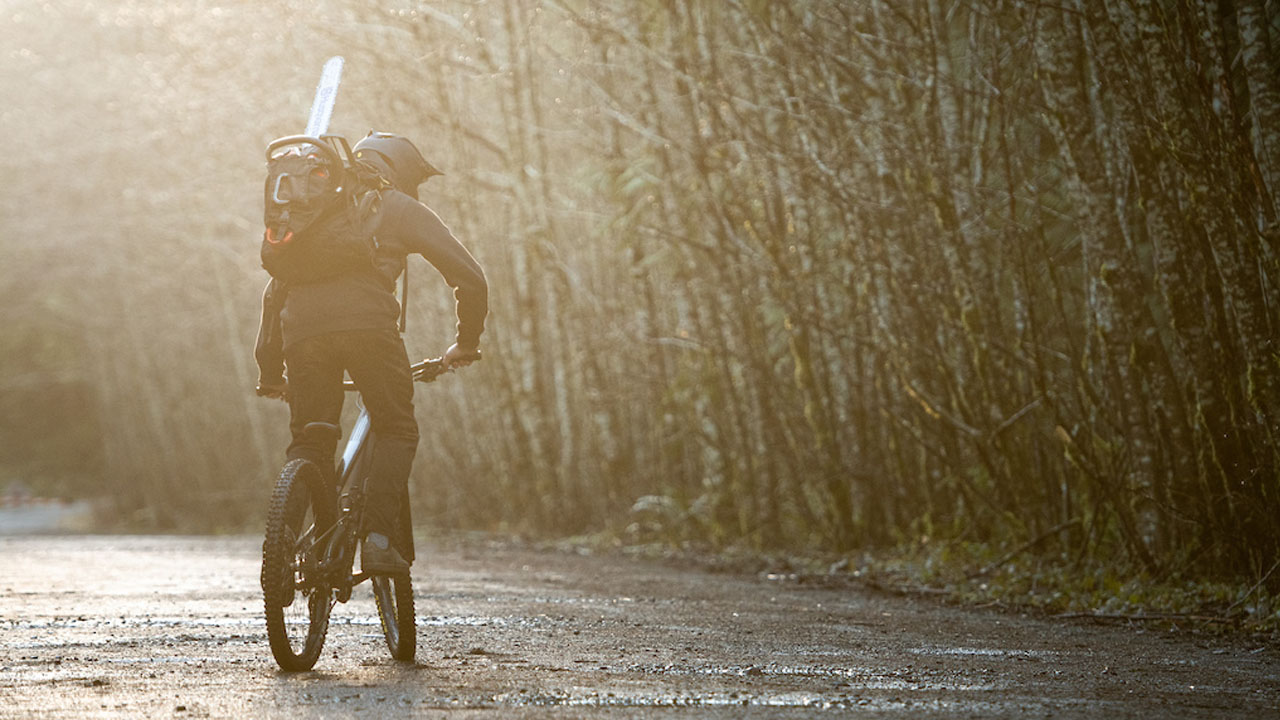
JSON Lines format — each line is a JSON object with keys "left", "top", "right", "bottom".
{"left": 3, "top": 0, "right": 1279, "bottom": 625}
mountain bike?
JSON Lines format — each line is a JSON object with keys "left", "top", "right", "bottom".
{"left": 260, "top": 356, "right": 460, "bottom": 671}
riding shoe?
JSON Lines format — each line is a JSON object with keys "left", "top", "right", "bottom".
{"left": 361, "top": 532, "right": 410, "bottom": 576}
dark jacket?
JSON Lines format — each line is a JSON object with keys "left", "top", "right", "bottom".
{"left": 255, "top": 189, "right": 487, "bottom": 386}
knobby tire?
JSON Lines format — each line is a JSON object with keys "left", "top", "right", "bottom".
{"left": 261, "top": 459, "right": 336, "bottom": 671}
{"left": 372, "top": 574, "right": 416, "bottom": 662}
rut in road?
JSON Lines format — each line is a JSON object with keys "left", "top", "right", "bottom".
{"left": 0, "top": 535, "right": 1276, "bottom": 718}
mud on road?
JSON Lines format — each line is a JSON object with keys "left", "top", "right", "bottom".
{"left": 0, "top": 535, "right": 1276, "bottom": 718}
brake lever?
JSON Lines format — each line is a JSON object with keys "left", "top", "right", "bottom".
{"left": 412, "top": 358, "right": 447, "bottom": 383}
{"left": 413, "top": 351, "right": 481, "bottom": 383}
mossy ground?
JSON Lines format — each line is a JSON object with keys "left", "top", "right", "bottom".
{"left": 553, "top": 529, "right": 1280, "bottom": 638}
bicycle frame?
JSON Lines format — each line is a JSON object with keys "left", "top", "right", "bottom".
{"left": 311, "top": 394, "right": 374, "bottom": 604}
{"left": 262, "top": 354, "right": 464, "bottom": 669}
{"left": 338, "top": 405, "right": 372, "bottom": 485}
{"left": 304, "top": 358, "right": 447, "bottom": 603}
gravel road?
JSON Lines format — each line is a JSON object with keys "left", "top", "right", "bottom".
{"left": 0, "top": 535, "right": 1276, "bottom": 718}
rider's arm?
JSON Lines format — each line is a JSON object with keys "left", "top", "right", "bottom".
{"left": 254, "top": 278, "right": 288, "bottom": 391}
{"left": 386, "top": 194, "right": 488, "bottom": 351}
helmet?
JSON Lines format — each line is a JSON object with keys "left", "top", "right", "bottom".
{"left": 352, "top": 131, "right": 441, "bottom": 199}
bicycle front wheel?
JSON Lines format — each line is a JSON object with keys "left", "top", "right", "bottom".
{"left": 372, "top": 574, "right": 415, "bottom": 662}
{"left": 261, "top": 459, "right": 336, "bottom": 671}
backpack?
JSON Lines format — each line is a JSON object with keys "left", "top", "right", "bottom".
{"left": 260, "top": 135, "right": 387, "bottom": 284}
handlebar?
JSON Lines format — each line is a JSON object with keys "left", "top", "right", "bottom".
{"left": 409, "top": 357, "right": 447, "bottom": 384}
{"left": 341, "top": 352, "right": 481, "bottom": 392}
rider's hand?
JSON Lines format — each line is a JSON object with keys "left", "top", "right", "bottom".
{"left": 256, "top": 381, "right": 289, "bottom": 402}
{"left": 442, "top": 343, "right": 481, "bottom": 370}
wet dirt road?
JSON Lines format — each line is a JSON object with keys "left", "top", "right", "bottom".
{"left": 0, "top": 535, "right": 1276, "bottom": 718}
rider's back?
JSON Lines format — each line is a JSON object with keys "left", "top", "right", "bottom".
{"left": 279, "top": 189, "right": 488, "bottom": 351}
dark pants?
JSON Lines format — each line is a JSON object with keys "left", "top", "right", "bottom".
{"left": 284, "top": 329, "right": 418, "bottom": 560}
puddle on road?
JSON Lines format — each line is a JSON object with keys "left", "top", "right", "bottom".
{"left": 528, "top": 693, "right": 1093, "bottom": 714}
{"left": 618, "top": 662, "right": 1000, "bottom": 692}
{"left": 909, "top": 646, "right": 1062, "bottom": 659}
{"left": 509, "top": 689, "right": 859, "bottom": 709}
{"left": 292, "top": 686, "right": 1025, "bottom": 713}
{"left": 334, "top": 614, "right": 563, "bottom": 629}
{"left": 5, "top": 613, "right": 545, "bottom": 631}
{"left": 3, "top": 617, "right": 262, "bottom": 630}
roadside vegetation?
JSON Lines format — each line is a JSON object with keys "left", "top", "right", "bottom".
{"left": 3, "top": 0, "right": 1278, "bottom": 631}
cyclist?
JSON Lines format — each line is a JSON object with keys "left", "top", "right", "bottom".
{"left": 254, "top": 132, "right": 487, "bottom": 576}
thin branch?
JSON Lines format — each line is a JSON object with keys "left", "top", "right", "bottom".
{"left": 968, "top": 518, "right": 1082, "bottom": 579}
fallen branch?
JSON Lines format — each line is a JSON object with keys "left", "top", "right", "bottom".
{"left": 1054, "top": 611, "right": 1239, "bottom": 626}
{"left": 862, "top": 578, "right": 950, "bottom": 596}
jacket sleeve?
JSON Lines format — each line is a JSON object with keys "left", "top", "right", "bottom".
{"left": 254, "top": 278, "right": 287, "bottom": 386}
{"left": 390, "top": 196, "right": 489, "bottom": 350}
